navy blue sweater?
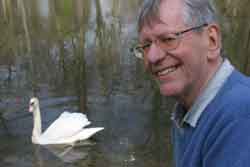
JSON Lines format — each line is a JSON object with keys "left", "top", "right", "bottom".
{"left": 172, "top": 70, "right": 250, "bottom": 167}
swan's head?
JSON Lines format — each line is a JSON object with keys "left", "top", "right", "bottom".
{"left": 29, "top": 97, "right": 39, "bottom": 113}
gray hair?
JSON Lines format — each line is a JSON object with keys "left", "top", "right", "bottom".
{"left": 138, "top": 0, "right": 219, "bottom": 32}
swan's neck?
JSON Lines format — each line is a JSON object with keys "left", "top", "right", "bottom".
{"left": 32, "top": 107, "right": 42, "bottom": 143}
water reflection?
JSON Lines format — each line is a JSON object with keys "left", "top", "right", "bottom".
{"left": 215, "top": 0, "right": 250, "bottom": 75}
{"left": 0, "top": 0, "right": 173, "bottom": 166}
{"left": 38, "top": 0, "right": 49, "bottom": 19}
{"left": 1, "top": 0, "right": 248, "bottom": 167}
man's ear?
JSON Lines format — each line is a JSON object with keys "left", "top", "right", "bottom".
{"left": 206, "top": 23, "right": 221, "bottom": 59}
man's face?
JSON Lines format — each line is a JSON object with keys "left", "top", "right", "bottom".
{"left": 139, "top": 0, "right": 211, "bottom": 106}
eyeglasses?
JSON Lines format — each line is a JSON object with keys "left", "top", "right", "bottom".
{"left": 131, "top": 23, "right": 208, "bottom": 59}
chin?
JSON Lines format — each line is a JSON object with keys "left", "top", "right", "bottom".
{"left": 159, "top": 83, "right": 183, "bottom": 97}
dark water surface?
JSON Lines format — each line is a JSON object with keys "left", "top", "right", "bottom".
{"left": 0, "top": 0, "right": 174, "bottom": 166}
{"left": 1, "top": 0, "right": 249, "bottom": 166}
{"left": 0, "top": 91, "right": 173, "bottom": 167}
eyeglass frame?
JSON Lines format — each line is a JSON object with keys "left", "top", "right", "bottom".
{"left": 132, "top": 23, "right": 208, "bottom": 59}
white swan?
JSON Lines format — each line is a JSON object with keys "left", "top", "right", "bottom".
{"left": 29, "top": 97, "right": 104, "bottom": 145}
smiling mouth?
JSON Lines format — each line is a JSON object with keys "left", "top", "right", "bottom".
{"left": 155, "top": 65, "right": 179, "bottom": 77}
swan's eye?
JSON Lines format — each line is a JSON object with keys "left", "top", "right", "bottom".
{"left": 30, "top": 102, "right": 34, "bottom": 106}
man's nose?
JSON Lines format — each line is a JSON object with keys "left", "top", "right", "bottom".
{"left": 146, "top": 43, "right": 165, "bottom": 64}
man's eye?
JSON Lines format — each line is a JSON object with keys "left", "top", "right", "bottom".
{"left": 142, "top": 43, "right": 151, "bottom": 49}
{"left": 160, "top": 37, "right": 176, "bottom": 42}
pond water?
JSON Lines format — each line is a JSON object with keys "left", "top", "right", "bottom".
{"left": 0, "top": 0, "right": 249, "bottom": 167}
{"left": 0, "top": 0, "right": 174, "bottom": 166}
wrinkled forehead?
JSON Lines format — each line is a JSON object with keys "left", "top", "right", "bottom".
{"left": 138, "top": 0, "right": 185, "bottom": 33}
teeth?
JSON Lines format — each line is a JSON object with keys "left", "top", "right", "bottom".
{"left": 158, "top": 66, "right": 177, "bottom": 76}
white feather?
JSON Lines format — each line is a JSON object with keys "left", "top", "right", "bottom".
{"left": 29, "top": 97, "right": 104, "bottom": 145}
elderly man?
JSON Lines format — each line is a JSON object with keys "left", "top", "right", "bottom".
{"left": 134, "top": 0, "right": 250, "bottom": 166}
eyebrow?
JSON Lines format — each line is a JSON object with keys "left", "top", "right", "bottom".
{"left": 139, "top": 24, "right": 180, "bottom": 42}
{"left": 141, "top": 31, "right": 176, "bottom": 42}
{"left": 155, "top": 31, "right": 176, "bottom": 38}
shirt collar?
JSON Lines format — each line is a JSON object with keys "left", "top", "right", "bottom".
{"left": 171, "top": 59, "right": 234, "bottom": 128}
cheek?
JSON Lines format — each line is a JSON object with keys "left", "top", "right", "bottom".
{"left": 180, "top": 55, "right": 208, "bottom": 93}
{"left": 181, "top": 60, "right": 202, "bottom": 83}
{"left": 179, "top": 43, "right": 207, "bottom": 74}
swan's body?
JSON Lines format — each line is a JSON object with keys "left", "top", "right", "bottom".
{"left": 29, "top": 97, "right": 104, "bottom": 145}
